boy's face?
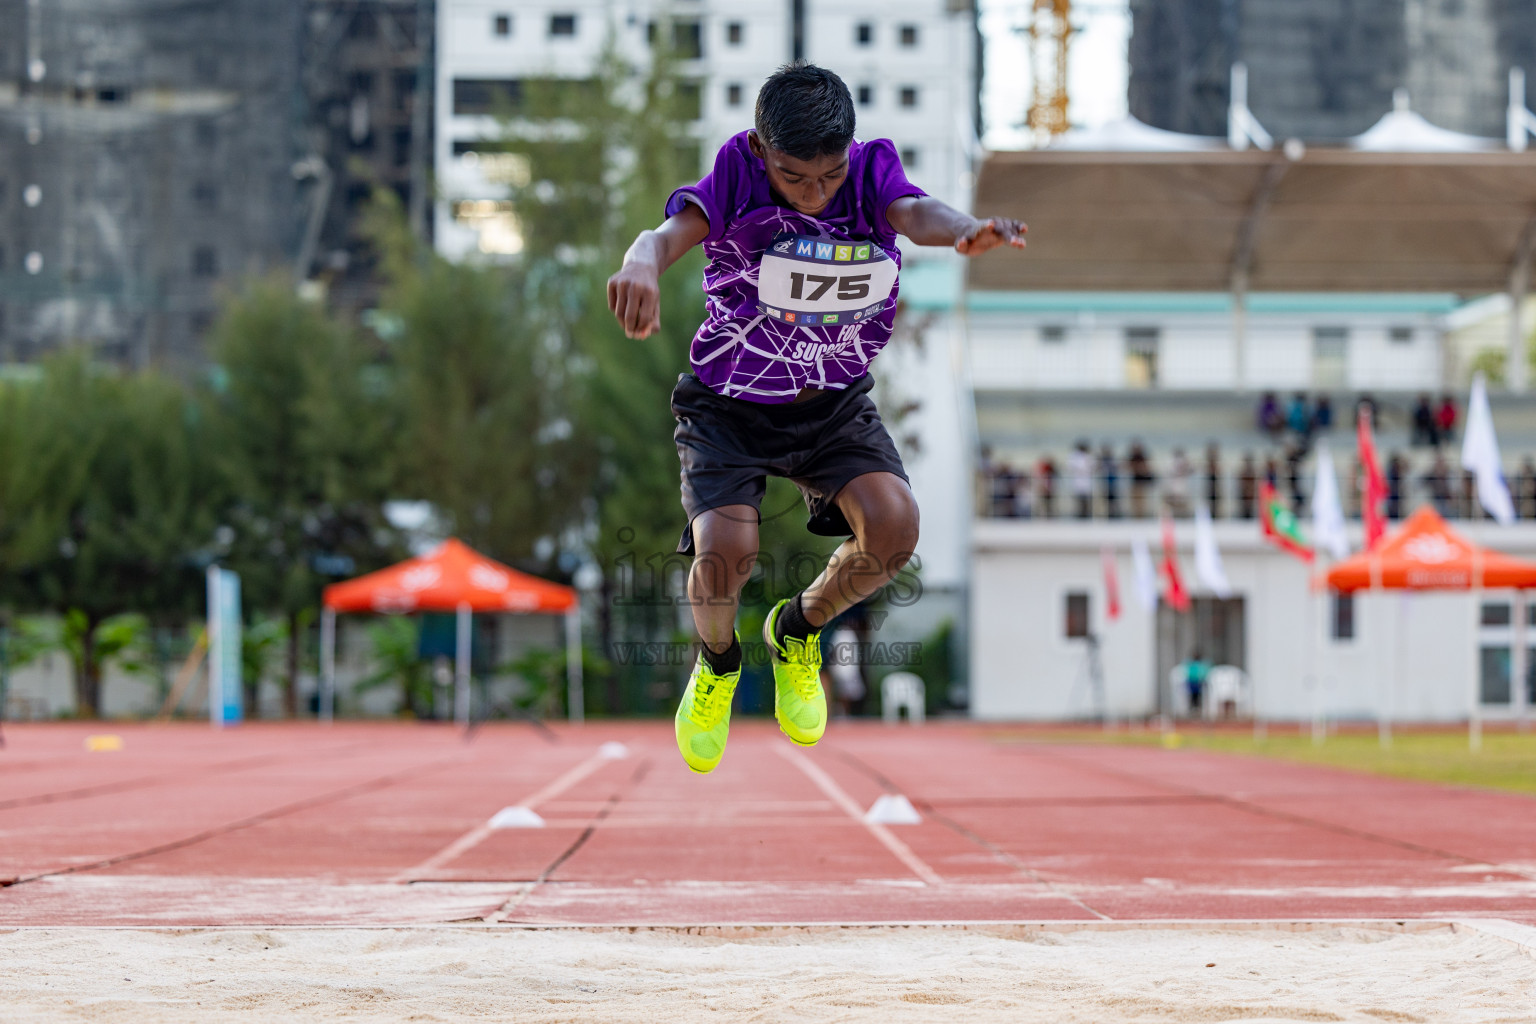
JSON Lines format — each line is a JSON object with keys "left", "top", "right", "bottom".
{"left": 748, "top": 131, "right": 849, "bottom": 218}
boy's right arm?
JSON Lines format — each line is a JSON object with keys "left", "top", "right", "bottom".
{"left": 607, "top": 203, "right": 710, "bottom": 340}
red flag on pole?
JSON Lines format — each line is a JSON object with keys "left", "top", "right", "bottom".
{"left": 1101, "top": 546, "right": 1121, "bottom": 622}
{"left": 1160, "top": 518, "right": 1191, "bottom": 613}
{"left": 1357, "top": 407, "right": 1387, "bottom": 550}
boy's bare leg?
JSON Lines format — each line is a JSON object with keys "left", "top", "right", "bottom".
{"left": 688, "top": 505, "right": 760, "bottom": 651}
{"left": 798, "top": 473, "right": 920, "bottom": 626}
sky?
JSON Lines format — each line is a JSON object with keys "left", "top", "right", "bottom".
{"left": 977, "top": 0, "right": 1132, "bottom": 149}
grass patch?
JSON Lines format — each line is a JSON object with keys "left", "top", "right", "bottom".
{"left": 987, "top": 723, "right": 1536, "bottom": 798}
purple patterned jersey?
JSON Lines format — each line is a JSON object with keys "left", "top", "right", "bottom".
{"left": 665, "top": 131, "right": 926, "bottom": 404}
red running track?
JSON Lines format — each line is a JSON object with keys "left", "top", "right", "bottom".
{"left": 2, "top": 720, "right": 1535, "bottom": 927}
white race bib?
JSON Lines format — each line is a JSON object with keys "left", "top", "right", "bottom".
{"left": 756, "top": 233, "right": 898, "bottom": 327}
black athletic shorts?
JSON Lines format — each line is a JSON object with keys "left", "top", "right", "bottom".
{"left": 670, "top": 372, "right": 910, "bottom": 555}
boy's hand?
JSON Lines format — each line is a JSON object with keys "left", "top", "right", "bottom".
{"left": 607, "top": 262, "right": 662, "bottom": 339}
{"left": 956, "top": 217, "right": 1027, "bottom": 257}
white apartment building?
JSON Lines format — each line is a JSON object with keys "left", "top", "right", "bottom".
{"left": 435, "top": 0, "right": 980, "bottom": 258}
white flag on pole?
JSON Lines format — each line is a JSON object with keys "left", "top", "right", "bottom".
{"left": 1193, "top": 503, "right": 1232, "bottom": 597}
{"left": 1311, "top": 440, "right": 1350, "bottom": 560}
{"left": 1131, "top": 536, "right": 1159, "bottom": 612}
{"left": 1462, "top": 372, "right": 1515, "bottom": 525}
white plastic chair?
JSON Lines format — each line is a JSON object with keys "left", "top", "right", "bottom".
{"left": 1206, "top": 665, "right": 1248, "bottom": 720}
{"left": 881, "top": 672, "right": 925, "bottom": 724}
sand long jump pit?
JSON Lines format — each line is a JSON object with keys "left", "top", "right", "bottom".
{"left": 2, "top": 920, "right": 1533, "bottom": 1023}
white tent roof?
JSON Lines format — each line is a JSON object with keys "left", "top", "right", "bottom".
{"left": 1349, "top": 90, "right": 1499, "bottom": 152}
{"left": 1049, "top": 115, "right": 1225, "bottom": 152}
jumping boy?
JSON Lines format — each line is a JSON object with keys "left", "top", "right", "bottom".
{"left": 606, "top": 62, "right": 1024, "bottom": 773}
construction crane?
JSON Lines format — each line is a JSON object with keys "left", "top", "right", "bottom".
{"left": 1026, "top": 0, "right": 1073, "bottom": 142}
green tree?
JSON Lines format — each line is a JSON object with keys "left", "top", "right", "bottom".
{"left": 204, "top": 278, "right": 400, "bottom": 717}
{"left": 367, "top": 193, "right": 597, "bottom": 565}
{"left": 0, "top": 357, "right": 212, "bottom": 714}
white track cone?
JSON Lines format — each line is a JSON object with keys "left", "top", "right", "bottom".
{"left": 598, "top": 741, "right": 630, "bottom": 759}
{"left": 864, "top": 794, "right": 922, "bottom": 825}
{"left": 489, "top": 806, "right": 545, "bottom": 829}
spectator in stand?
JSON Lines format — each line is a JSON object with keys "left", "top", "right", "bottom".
{"left": 1437, "top": 393, "right": 1459, "bottom": 445}
{"left": 1099, "top": 444, "right": 1121, "bottom": 519}
{"left": 1423, "top": 454, "right": 1452, "bottom": 515}
{"left": 1011, "top": 465, "right": 1034, "bottom": 518}
{"left": 1460, "top": 467, "right": 1476, "bottom": 519}
{"left": 1411, "top": 394, "right": 1439, "bottom": 448}
{"left": 1238, "top": 453, "right": 1258, "bottom": 519}
{"left": 1167, "top": 448, "right": 1194, "bottom": 518}
{"left": 991, "top": 460, "right": 1017, "bottom": 517}
{"left": 1386, "top": 453, "right": 1406, "bottom": 519}
{"left": 1263, "top": 455, "right": 1279, "bottom": 492}
{"left": 1518, "top": 456, "right": 1536, "bottom": 520}
{"left": 979, "top": 446, "right": 1000, "bottom": 514}
{"left": 1204, "top": 443, "right": 1222, "bottom": 517}
{"left": 1286, "top": 392, "right": 1312, "bottom": 444}
{"left": 1128, "top": 443, "right": 1155, "bottom": 518}
{"left": 1257, "top": 391, "right": 1284, "bottom": 439}
{"left": 1037, "top": 455, "right": 1058, "bottom": 518}
{"left": 1068, "top": 441, "right": 1094, "bottom": 519}
{"left": 1285, "top": 444, "right": 1306, "bottom": 513}
{"left": 1356, "top": 393, "right": 1380, "bottom": 430}
{"left": 1312, "top": 395, "right": 1334, "bottom": 434}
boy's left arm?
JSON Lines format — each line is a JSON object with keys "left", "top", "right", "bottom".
{"left": 885, "top": 196, "right": 1026, "bottom": 256}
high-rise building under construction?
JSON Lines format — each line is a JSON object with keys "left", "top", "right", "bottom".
{"left": 1128, "top": 0, "right": 1536, "bottom": 141}
{"left": 0, "top": 0, "right": 309, "bottom": 367}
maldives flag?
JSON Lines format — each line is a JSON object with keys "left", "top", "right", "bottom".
{"left": 1357, "top": 407, "right": 1387, "bottom": 550}
{"left": 1259, "top": 481, "right": 1315, "bottom": 562}
{"left": 1160, "top": 518, "right": 1191, "bottom": 613}
{"left": 1101, "top": 546, "right": 1121, "bottom": 622}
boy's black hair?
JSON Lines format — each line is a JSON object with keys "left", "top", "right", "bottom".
{"left": 754, "top": 62, "right": 855, "bottom": 160}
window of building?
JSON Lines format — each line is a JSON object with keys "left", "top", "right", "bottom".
{"left": 1040, "top": 324, "right": 1067, "bottom": 343}
{"left": 549, "top": 13, "right": 577, "bottom": 37}
{"left": 1389, "top": 325, "right": 1413, "bottom": 343}
{"left": 453, "top": 78, "right": 522, "bottom": 115}
{"left": 855, "top": 22, "right": 873, "bottom": 45}
{"left": 899, "top": 24, "right": 919, "bottom": 46}
{"left": 726, "top": 21, "right": 743, "bottom": 45}
{"left": 192, "top": 246, "right": 218, "bottom": 278}
{"left": 192, "top": 181, "right": 218, "bottom": 210}
{"left": 899, "top": 86, "right": 919, "bottom": 108}
{"left": 1064, "top": 592, "right": 1090, "bottom": 639}
{"left": 726, "top": 83, "right": 743, "bottom": 107}
{"left": 195, "top": 121, "right": 217, "bottom": 148}
{"left": 493, "top": 13, "right": 511, "bottom": 36}
{"left": 348, "top": 11, "right": 377, "bottom": 38}
{"left": 857, "top": 84, "right": 873, "bottom": 107}
{"left": 1481, "top": 645, "right": 1513, "bottom": 704}
{"left": 1481, "top": 601, "right": 1512, "bottom": 626}
{"left": 676, "top": 20, "right": 704, "bottom": 57}
{"left": 1124, "top": 327, "right": 1160, "bottom": 388}
{"left": 899, "top": 146, "right": 919, "bottom": 169}
{"left": 393, "top": 127, "right": 412, "bottom": 167}
{"left": 1312, "top": 326, "right": 1348, "bottom": 389}
{"left": 677, "top": 80, "right": 702, "bottom": 120}
{"left": 1330, "top": 592, "right": 1355, "bottom": 641}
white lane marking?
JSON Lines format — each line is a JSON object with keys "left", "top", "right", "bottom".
{"left": 394, "top": 749, "right": 619, "bottom": 882}
{"left": 776, "top": 745, "right": 943, "bottom": 886}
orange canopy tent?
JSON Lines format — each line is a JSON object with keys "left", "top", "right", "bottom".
{"left": 1324, "top": 506, "right": 1536, "bottom": 592}
{"left": 1322, "top": 506, "right": 1536, "bottom": 747}
{"left": 318, "top": 539, "right": 581, "bottom": 726}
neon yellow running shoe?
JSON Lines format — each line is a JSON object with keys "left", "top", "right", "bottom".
{"left": 763, "top": 598, "right": 827, "bottom": 746}
{"left": 674, "top": 639, "right": 741, "bottom": 774}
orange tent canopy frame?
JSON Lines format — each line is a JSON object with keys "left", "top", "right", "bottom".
{"left": 1324, "top": 505, "right": 1536, "bottom": 592}
{"left": 322, "top": 538, "right": 577, "bottom": 615}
